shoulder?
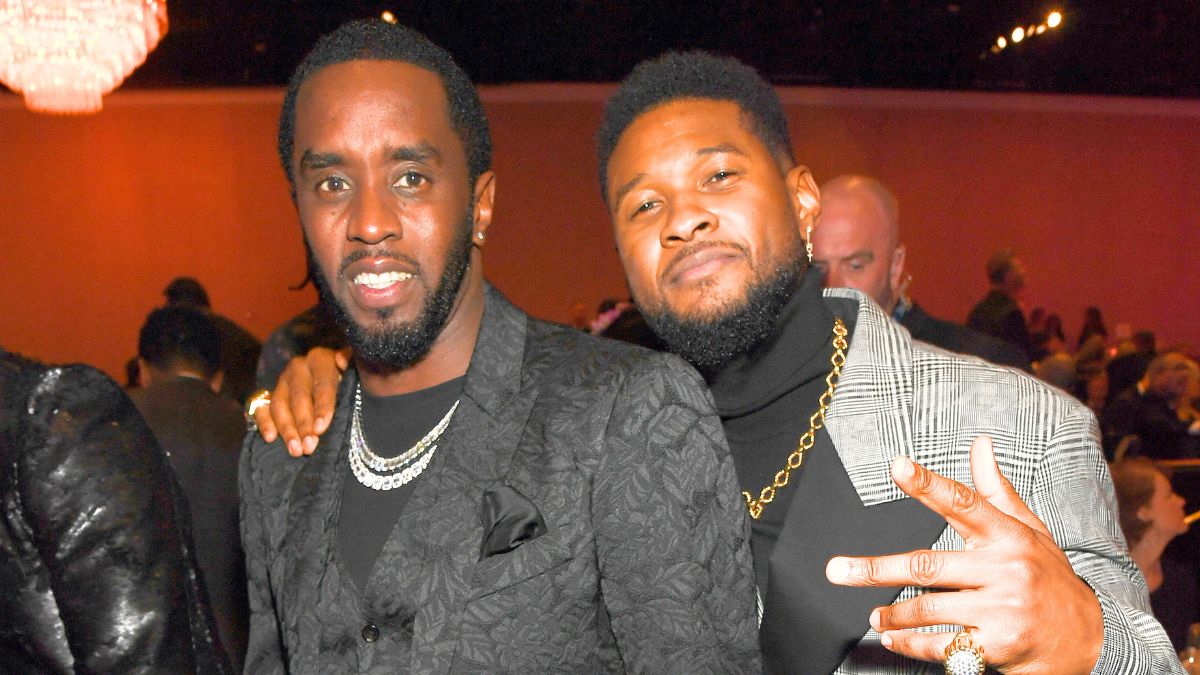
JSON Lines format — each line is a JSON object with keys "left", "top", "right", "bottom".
{"left": 240, "top": 433, "right": 306, "bottom": 506}
{"left": 910, "top": 339, "right": 1089, "bottom": 428}
{"left": 22, "top": 361, "right": 143, "bottom": 442}
{"left": 522, "top": 318, "right": 699, "bottom": 394}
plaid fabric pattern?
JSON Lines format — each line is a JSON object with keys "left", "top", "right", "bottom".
{"left": 821, "top": 288, "right": 1182, "bottom": 674}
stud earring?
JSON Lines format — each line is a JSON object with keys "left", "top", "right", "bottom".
{"left": 476, "top": 232, "right": 485, "bottom": 241}
{"left": 805, "top": 225, "right": 813, "bottom": 263}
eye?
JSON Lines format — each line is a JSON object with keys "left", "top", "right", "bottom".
{"left": 317, "top": 176, "right": 349, "bottom": 193}
{"left": 707, "top": 169, "right": 738, "bottom": 184}
{"left": 396, "top": 171, "right": 428, "bottom": 189}
{"left": 630, "top": 199, "right": 659, "bottom": 219}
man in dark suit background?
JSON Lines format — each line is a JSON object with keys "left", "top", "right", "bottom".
{"left": 130, "top": 307, "right": 248, "bottom": 670}
{"left": 811, "top": 174, "right": 1030, "bottom": 371}
{"left": 966, "top": 248, "right": 1034, "bottom": 361}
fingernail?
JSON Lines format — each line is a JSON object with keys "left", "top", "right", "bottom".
{"left": 316, "top": 416, "right": 329, "bottom": 433}
{"left": 880, "top": 631, "right": 892, "bottom": 648}
{"left": 826, "top": 557, "right": 852, "bottom": 582}
{"left": 892, "top": 455, "right": 914, "bottom": 479}
{"left": 303, "top": 435, "right": 318, "bottom": 453}
{"left": 288, "top": 439, "right": 301, "bottom": 456}
{"left": 869, "top": 609, "right": 881, "bottom": 630}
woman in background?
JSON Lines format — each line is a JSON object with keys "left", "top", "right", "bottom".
{"left": 1111, "top": 456, "right": 1195, "bottom": 650}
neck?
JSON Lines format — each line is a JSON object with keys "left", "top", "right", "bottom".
{"left": 358, "top": 273, "right": 486, "bottom": 397}
{"left": 1130, "top": 530, "right": 1171, "bottom": 590}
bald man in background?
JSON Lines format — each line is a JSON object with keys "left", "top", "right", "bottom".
{"left": 812, "top": 175, "right": 1030, "bottom": 371}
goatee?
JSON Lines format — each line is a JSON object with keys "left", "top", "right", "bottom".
{"left": 306, "top": 213, "right": 474, "bottom": 374}
{"left": 641, "top": 252, "right": 804, "bottom": 374}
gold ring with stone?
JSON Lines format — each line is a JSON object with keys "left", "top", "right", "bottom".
{"left": 943, "top": 628, "right": 985, "bottom": 675}
{"left": 245, "top": 389, "right": 272, "bottom": 429}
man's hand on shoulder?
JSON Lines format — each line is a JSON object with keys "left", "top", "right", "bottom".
{"left": 252, "top": 347, "right": 349, "bottom": 456}
{"left": 826, "top": 436, "right": 1104, "bottom": 674}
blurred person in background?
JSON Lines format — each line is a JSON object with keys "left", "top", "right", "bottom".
{"left": 811, "top": 174, "right": 1029, "bottom": 370}
{"left": 1111, "top": 457, "right": 1196, "bottom": 651}
{"left": 967, "top": 248, "right": 1034, "bottom": 361}
{"left": 1104, "top": 352, "right": 1200, "bottom": 460}
{"left": 1108, "top": 330, "right": 1158, "bottom": 407}
{"left": 130, "top": 307, "right": 249, "bottom": 670}
{"left": 1079, "top": 305, "right": 1109, "bottom": 351}
{"left": 164, "top": 277, "right": 262, "bottom": 404}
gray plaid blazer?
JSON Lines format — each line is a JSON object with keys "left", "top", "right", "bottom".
{"left": 819, "top": 288, "right": 1181, "bottom": 674}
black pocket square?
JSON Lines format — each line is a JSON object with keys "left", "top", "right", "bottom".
{"left": 478, "top": 483, "right": 548, "bottom": 561}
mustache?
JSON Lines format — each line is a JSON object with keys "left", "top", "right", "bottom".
{"left": 660, "top": 240, "right": 749, "bottom": 284}
{"left": 336, "top": 248, "right": 422, "bottom": 279}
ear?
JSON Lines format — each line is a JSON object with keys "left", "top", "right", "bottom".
{"left": 786, "top": 165, "right": 821, "bottom": 233}
{"left": 471, "top": 170, "right": 497, "bottom": 247}
{"left": 209, "top": 369, "right": 224, "bottom": 395}
{"left": 137, "top": 358, "right": 153, "bottom": 387}
{"left": 889, "top": 243, "right": 907, "bottom": 298}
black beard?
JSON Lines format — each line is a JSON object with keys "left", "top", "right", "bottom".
{"left": 641, "top": 255, "right": 804, "bottom": 374}
{"left": 306, "top": 212, "right": 474, "bottom": 374}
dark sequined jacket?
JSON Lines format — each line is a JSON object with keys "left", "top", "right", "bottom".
{"left": 0, "top": 351, "right": 230, "bottom": 673}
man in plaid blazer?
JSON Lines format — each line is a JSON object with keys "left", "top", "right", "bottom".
{"left": 260, "top": 53, "right": 1182, "bottom": 674}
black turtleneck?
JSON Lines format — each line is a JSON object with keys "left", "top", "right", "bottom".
{"left": 705, "top": 268, "right": 857, "bottom": 591}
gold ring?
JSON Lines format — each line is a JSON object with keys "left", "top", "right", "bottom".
{"left": 943, "top": 629, "right": 985, "bottom": 675}
{"left": 245, "top": 389, "right": 272, "bottom": 420}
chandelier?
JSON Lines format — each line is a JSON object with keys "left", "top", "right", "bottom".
{"left": 0, "top": 1, "right": 168, "bottom": 114}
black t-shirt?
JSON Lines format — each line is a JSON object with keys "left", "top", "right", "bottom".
{"left": 337, "top": 376, "right": 465, "bottom": 593}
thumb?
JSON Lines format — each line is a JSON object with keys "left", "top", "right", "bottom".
{"left": 969, "top": 435, "right": 1049, "bottom": 537}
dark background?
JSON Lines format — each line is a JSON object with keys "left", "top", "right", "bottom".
{"left": 124, "top": 0, "right": 1199, "bottom": 98}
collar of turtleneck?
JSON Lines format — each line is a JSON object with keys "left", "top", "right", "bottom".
{"left": 705, "top": 268, "right": 851, "bottom": 418}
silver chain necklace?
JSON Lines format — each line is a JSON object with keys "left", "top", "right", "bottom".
{"left": 348, "top": 383, "right": 459, "bottom": 491}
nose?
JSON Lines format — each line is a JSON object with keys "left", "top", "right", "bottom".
{"left": 347, "top": 184, "right": 401, "bottom": 245}
{"left": 659, "top": 200, "right": 718, "bottom": 247}
{"left": 824, "top": 265, "right": 846, "bottom": 289}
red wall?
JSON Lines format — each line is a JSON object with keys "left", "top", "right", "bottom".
{"left": 2, "top": 85, "right": 1197, "bottom": 379}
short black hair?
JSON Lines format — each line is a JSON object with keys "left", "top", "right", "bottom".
{"left": 163, "top": 276, "right": 209, "bottom": 309}
{"left": 278, "top": 19, "right": 491, "bottom": 192}
{"left": 596, "top": 51, "right": 793, "bottom": 205}
{"left": 138, "top": 307, "right": 221, "bottom": 379}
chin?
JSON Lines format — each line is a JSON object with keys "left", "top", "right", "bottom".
{"left": 665, "top": 281, "right": 750, "bottom": 320}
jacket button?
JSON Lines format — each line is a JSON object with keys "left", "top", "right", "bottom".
{"left": 361, "top": 623, "right": 379, "bottom": 643}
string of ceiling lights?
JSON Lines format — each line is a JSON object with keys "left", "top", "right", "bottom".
{"left": 988, "top": 10, "right": 1063, "bottom": 56}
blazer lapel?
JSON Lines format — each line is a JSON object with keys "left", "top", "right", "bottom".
{"left": 369, "top": 285, "right": 537, "bottom": 670}
{"left": 822, "top": 287, "right": 915, "bottom": 508}
{"left": 759, "top": 290, "right": 946, "bottom": 673}
{"left": 279, "top": 372, "right": 357, "bottom": 653}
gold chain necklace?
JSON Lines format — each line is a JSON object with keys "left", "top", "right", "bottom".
{"left": 742, "top": 318, "right": 848, "bottom": 520}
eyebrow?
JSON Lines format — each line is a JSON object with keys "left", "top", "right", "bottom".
{"left": 298, "top": 142, "right": 442, "bottom": 173}
{"left": 842, "top": 250, "right": 875, "bottom": 262}
{"left": 389, "top": 142, "right": 441, "bottom": 164}
{"left": 696, "top": 143, "right": 747, "bottom": 158}
{"left": 299, "top": 150, "right": 343, "bottom": 172}
{"left": 613, "top": 143, "right": 750, "bottom": 207}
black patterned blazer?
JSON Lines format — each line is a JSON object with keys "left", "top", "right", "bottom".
{"left": 240, "top": 285, "right": 761, "bottom": 674}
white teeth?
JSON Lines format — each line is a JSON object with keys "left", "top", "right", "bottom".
{"left": 353, "top": 271, "right": 412, "bottom": 289}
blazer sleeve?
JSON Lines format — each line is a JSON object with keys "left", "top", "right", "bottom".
{"left": 1028, "top": 404, "right": 1184, "bottom": 674}
{"left": 239, "top": 438, "right": 288, "bottom": 675}
{"left": 20, "top": 365, "right": 227, "bottom": 673}
{"left": 590, "top": 353, "right": 761, "bottom": 674}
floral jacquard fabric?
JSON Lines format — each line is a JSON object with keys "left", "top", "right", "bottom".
{"left": 240, "top": 285, "right": 762, "bottom": 674}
